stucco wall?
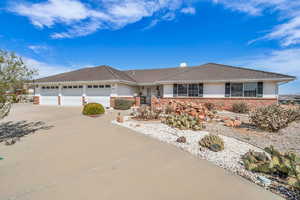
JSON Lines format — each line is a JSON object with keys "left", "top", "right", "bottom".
{"left": 162, "top": 84, "right": 173, "bottom": 97}
{"left": 117, "top": 84, "right": 138, "bottom": 97}
{"left": 263, "top": 81, "right": 278, "bottom": 98}
{"left": 163, "top": 82, "right": 278, "bottom": 98}
{"left": 203, "top": 83, "right": 225, "bottom": 98}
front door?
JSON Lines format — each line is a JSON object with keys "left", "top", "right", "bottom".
{"left": 146, "top": 87, "right": 151, "bottom": 104}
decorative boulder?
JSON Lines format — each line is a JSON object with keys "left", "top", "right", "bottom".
{"left": 176, "top": 136, "right": 187, "bottom": 143}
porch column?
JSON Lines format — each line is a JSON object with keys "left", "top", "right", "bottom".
{"left": 58, "top": 85, "right": 62, "bottom": 105}
{"left": 82, "top": 84, "right": 87, "bottom": 105}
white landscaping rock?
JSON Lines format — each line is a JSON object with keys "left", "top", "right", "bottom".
{"left": 112, "top": 118, "right": 265, "bottom": 184}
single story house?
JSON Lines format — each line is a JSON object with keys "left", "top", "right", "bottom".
{"left": 32, "top": 63, "right": 296, "bottom": 109}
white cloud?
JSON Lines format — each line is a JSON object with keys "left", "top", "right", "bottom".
{"left": 10, "top": 0, "right": 187, "bottom": 39}
{"left": 212, "top": 0, "right": 300, "bottom": 46}
{"left": 22, "top": 57, "right": 74, "bottom": 78}
{"left": 28, "top": 45, "right": 49, "bottom": 54}
{"left": 229, "top": 48, "right": 300, "bottom": 94}
{"left": 180, "top": 7, "right": 196, "bottom": 15}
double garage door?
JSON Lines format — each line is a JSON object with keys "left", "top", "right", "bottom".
{"left": 39, "top": 85, "right": 111, "bottom": 107}
{"left": 85, "top": 85, "right": 111, "bottom": 107}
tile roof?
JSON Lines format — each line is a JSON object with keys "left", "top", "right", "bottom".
{"left": 35, "top": 63, "right": 296, "bottom": 84}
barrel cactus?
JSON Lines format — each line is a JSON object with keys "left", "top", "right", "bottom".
{"left": 199, "top": 134, "right": 224, "bottom": 152}
{"left": 163, "top": 114, "right": 205, "bottom": 131}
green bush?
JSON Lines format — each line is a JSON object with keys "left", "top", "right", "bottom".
{"left": 114, "top": 99, "right": 134, "bottom": 110}
{"left": 82, "top": 103, "right": 105, "bottom": 115}
{"left": 250, "top": 104, "right": 300, "bottom": 132}
{"left": 232, "top": 102, "right": 249, "bottom": 113}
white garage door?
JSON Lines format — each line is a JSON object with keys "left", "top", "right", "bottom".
{"left": 40, "top": 86, "right": 58, "bottom": 105}
{"left": 86, "top": 84, "right": 111, "bottom": 108}
{"left": 61, "top": 85, "right": 83, "bottom": 106}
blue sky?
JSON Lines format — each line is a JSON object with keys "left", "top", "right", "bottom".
{"left": 0, "top": 0, "right": 299, "bottom": 94}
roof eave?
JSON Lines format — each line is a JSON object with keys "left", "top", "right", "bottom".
{"left": 31, "top": 79, "right": 137, "bottom": 85}
{"left": 156, "top": 77, "right": 296, "bottom": 84}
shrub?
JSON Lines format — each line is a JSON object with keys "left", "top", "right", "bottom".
{"left": 250, "top": 104, "right": 300, "bottom": 132}
{"left": 163, "top": 113, "right": 205, "bottom": 131}
{"left": 132, "top": 105, "right": 162, "bottom": 120}
{"left": 114, "top": 99, "right": 134, "bottom": 110}
{"left": 199, "top": 134, "right": 224, "bottom": 152}
{"left": 204, "top": 102, "right": 216, "bottom": 111}
{"left": 231, "top": 102, "right": 249, "bottom": 113}
{"left": 82, "top": 103, "right": 105, "bottom": 115}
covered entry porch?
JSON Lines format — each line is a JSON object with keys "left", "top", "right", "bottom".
{"left": 138, "top": 85, "right": 162, "bottom": 105}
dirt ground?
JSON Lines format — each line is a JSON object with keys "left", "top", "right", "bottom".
{"left": 0, "top": 104, "right": 282, "bottom": 200}
{"left": 207, "top": 111, "right": 300, "bottom": 155}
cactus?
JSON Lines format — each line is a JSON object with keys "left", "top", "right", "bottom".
{"left": 199, "top": 134, "right": 224, "bottom": 152}
{"left": 250, "top": 104, "right": 300, "bottom": 132}
{"left": 163, "top": 114, "right": 205, "bottom": 131}
{"left": 242, "top": 146, "right": 300, "bottom": 190}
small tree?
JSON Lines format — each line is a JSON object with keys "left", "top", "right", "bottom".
{"left": 0, "top": 49, "right": 37, "bottom": 119}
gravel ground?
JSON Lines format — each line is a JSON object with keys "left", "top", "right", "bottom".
{"left": 210, "top": 111, "right": 300, "bottom": 155}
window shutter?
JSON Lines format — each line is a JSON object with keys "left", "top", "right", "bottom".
{"left": 173, "top": 84, "right": 178, "bottom": 97}
{"left": 225, "top": 83, "right": 231, "bottom": 97}
{"left": 257, "top": 82, "right": 263, "bottom": 97}
{"left": 198, "top": 83, "right": 203, "bottom": 97}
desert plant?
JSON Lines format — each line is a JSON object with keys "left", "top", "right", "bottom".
{"left": 132, "top": 105, "right": 162, "bottom": 120}
{"left": 114, "top": 99, "right": 134, "bottom": 110}
{"left": 231, "top": 102, "right": 249, "bottom": 113}
{"left": 163, "top": 113, "right": 205, "bottom": 131}
{"left": 82, "top": 103, "right": 105, "bottom": 115}
{"left": 199, "top": 134, "right": 224, "bottom": 152}
{"left": 241, "top": 150, "right": 271, "bottom": 173}
{"left": 204, "top": 102, "right": 216, "bottom": 111}
{"left": 250, "top": 104, "right": 300, "bottom": 132}
{"left": 242, "top": 146, "right": 300, "bottom": 190}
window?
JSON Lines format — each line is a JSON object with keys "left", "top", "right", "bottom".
{"left": 105, "top": 85, "right": 111, "bottom": 88}
{"left": 188, "top": 84, "right": 199, "bottom": 97}
{"left": 173, "top": 83, "right": 203, "bottom": 97}
{"left": 231, "top": 83, "right": 243, "bottom": 97}
{"left": 198, "top": 83, "right": 203, "bottom": 97}
{"left": 244, "top": 82, "right": 257, "bottom": 97}
{"left": 68, "top": 86, "right": 72, "bottom": 89}
{"left": 46, "top": 86, "right": 50, "bottom": 89}
{"left": 225, "top": 82, "right": 263, "bottom": 98}
{"left": 42, "top": 86, "right": 45, "bottom": 89}
{"left": 63, "top": 86, "right": 67, "bottom": 89}
{"left": 73, "top": 85, "right": 78, "bottom": 88}
{"left": 88, "top": 85, "right": 92, "bottom": 88}
{"left": 178, "top": 84, "right": 188, "bottom": 96}
{"left": 99, "top": 85, "right": 104, "bottom": 88}
{"left": 79, "top": 85, "right": 83, "bottom": 88}
{"left": 93, "top": 85, "right": 99, "bottom": 88}
{"left": 55, "top": 86, "right": 59, "bottom": 89}
{"left": 173, "top": 84, "right": 178, "bottom": 97}
{"left": 50, "top": 86, "right": 55, "bottom": 89}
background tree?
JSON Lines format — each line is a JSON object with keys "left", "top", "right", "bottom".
{"left": 0, "top": 49, "right": 38, "bottom": 119}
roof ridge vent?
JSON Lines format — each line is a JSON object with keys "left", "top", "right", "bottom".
{"left": 180, "top": 62, "right": 188, "bottom": 67}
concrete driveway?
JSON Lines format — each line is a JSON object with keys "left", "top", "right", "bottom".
{"left": 0, "top": 104, "right": 282, "bottom": 200}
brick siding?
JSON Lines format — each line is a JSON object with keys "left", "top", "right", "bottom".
{"left": 33, "top": 96, "right": 40, "bottom": 105}
{"left": 151, "top": 96, "right": 278, "bottom": 110}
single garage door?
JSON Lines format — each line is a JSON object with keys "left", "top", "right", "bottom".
{"left": 86, "top": 84, "right": 111, "bottom": 108}
{"left": 61, "top": 85, "right": 83, "bottom": 106}
{"left": 40, "top": 86, "right": 58, "bottom": 105}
